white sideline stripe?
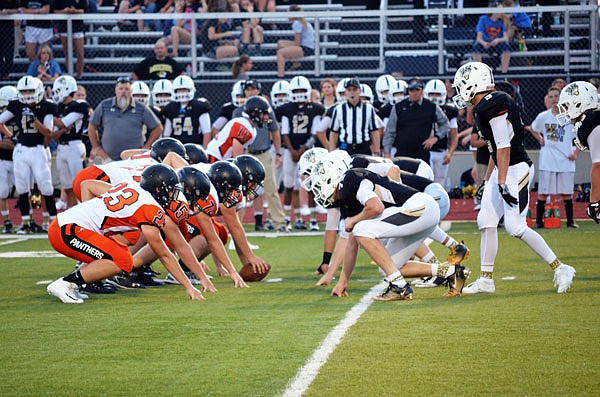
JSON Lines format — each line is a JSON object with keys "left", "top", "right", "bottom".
{"left": 282, "top": 281, "right": 386, "bottom": 397}
{"left": 0, "top": 251, "right": 64, "bottom": 258}
{"left": 0, "top": 239, "right": 23, "bottom": 246}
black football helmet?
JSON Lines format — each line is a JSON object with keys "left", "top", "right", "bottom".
{"left": 140, "top": 164, "right": 181, "bottom": 208}
{"left": 206, "top": 161, "right": 243, "bottom": 208}
{"left": 232, "top": 155, "right": 265, "bottom": 201}
{"left": 184, "top": 143, "right": 208, "bottom": 165}
{"left": 177, "top": 166, "right": 211, "bottom": 215}
{"left": 243, "top": 96, "right": 271, "bottom": 127}
{"left": 150, "top": 137, "right": 187, "bottom": 162}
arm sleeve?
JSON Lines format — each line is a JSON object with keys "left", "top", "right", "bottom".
{"left": 449, "top": 117, "right": 458, "bottom": 130}
{"left": 281, "top": 116, "right": 290, "bottom": 135}
{"left": 0, "top": 110, "right": 15, "bottom": 124}
{"left": 61, "top": 112, "right": 84, "bottom": 127}
{"left": 318, "top": 115, "right": 331, "bottom": 132}
{"left": 311, "top": 115, "right": 322, "bottom": 135}
{"left": 199, "top": 112, "right": 211, "bottom": 134}
{"left": 382, "top": 106, "right": 397, "bottom": 154}
{"left": 43, "top": 114, "right": 54, "bottom": 129}
{"left": 163, "top": 119, "right": 172, "bottom": 136}
{"left": 489, "top": 112, "right": 512, "bottom": 149}
{"left": 434, "top": 105, "right": 450, "bottom": 139}
{"left": 325, "top": 207, "right": 341, "bottom": 231}
{"left": 212, "top": 116, "right": 227, "bottom": 131}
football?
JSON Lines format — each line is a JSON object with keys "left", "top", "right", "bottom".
{"left": 238, "top": 263, "right": 271, "bottom": 282}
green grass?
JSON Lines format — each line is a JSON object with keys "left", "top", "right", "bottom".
{"left": 0, "top": 222, "right": 599, "bottom": 396}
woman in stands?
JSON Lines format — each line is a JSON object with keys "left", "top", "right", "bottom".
{"left": 276, "top": 4, "right": 315, "bottom": 78}
{"left": 201, "top": 0, "right": 240, "bottom": 59}
{"left": 27, "top": 45, "right": 61, "bottom": 83}
{"left": 231, "top": 54, "right": 253, "bottom": 80}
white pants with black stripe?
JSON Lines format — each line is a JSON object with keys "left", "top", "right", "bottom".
{"left": 477, "top": 162, "right": 533, "bottom": 237}
{"left": 353, "top": 192, "right": 440, "bottom": 270}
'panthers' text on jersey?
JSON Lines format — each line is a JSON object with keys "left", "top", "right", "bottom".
{"left": 473, "top": 91, "right": 530, "bottom": 166}
{"left": 6, "top": 99, "right": 57, "bottom": 147}
{"left": 431, "top": 103, "right": 458, "bottom": 152}
{"left": 58, "top": 100, "right": 90, "bottom": 144}
{"left": 205, "top": 116, "right": 256, "bottom": 161}
{"left": 279, "top": 101, "right": 325, "bottom": 149}
{"left": 576, "top": 109, "right": 600, "bottom": 149}
{"left": 163, "top": 98, "right": 211, "bottom": 145}
{"left": 57, "top": 181, "right": 167, "bottom": 239}
{"left": 336, "top": 168, "right": 418, "bottom": 218}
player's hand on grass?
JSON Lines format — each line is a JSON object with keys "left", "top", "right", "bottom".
{"left": 187, "top": 287, "right": 205, "bottom": 300}
{"left": 231, "top": 272, "right": 249, "bottom": 288}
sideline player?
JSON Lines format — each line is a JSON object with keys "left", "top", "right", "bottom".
{"left": 452, "top": 61, "right": 575, "bottom": 294}
{"left": 0, "top": 85, "right": 18, "bottom": 233}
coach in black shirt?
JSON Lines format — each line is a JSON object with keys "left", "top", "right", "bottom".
{"left": 328, "top": 77, "right": 381, "bottom": 156}
{"left": 383, "top": 78, "right": 449, "bottom": 163}
{"left": 132, "top": 39, "right": 184, "bottom": 81}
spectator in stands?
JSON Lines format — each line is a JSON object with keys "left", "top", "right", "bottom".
{"left": 20, "top": 0, "right": 53, "bottom": 62}
{"left": 161, "top": 0, "right": 193, "bottom": 57}
{"left": 502, "top": 0, "right": 533, "bottom": 41}
{"left": 201, "top": 1, "right": 240, "bottom": 59}
{"left": 239, "top": 0, "right": 264, "bottom": 55}
{"left": 0, "top": 1, "right": 20, "bottom": 79}
{"left": 53, "top": 0, "right": 87, "bottom": 79}
{"left": 472, "top": 4, "right": 511, "bottom": 74}
{"left": 132, "top": 39, "right": 184, "bottom": 80}
{"left": 27, "top": 45, "right": 61, "bottom": 82}
{"left": 253, "top": 0, "right": 274, "bottom": 12}
{"left": 383, "top": 78, "right": 449, "bottom": 163}
{"left": 116, "top": 0, "right": 144, "bottom": 32}
{"left": 319, "top": 78, "right": 337, "bottom": 109}
{"left": 140, "top": 0, "right": 174, "bottom": 33}
{"left": 231, "top": 54, "right": 253, "bottom": 79}
{"left": 88, "top": 77, "right": 163, "bottom": 162}
{"left": 276, "top": 4, "right": 315, "bottom": 78}
{"left": 551, "top": 78, "right": 567, "bottom": 91}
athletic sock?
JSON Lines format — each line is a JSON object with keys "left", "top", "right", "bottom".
{"left": 63, "top": 269, "right": 86, "bottom": 286}
{"left": 536, "top": 200, "right": 545, "bottom": 225}
{"left": 385, "top": 271, "right": 407, "bottom": 288}
{"left": 564, "top": 199, "right": 574, "bottom": 224}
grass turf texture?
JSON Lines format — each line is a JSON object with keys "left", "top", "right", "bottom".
{"left": 0, "top": 222, "right": 598, "bottom": 396}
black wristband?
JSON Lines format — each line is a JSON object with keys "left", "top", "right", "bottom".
{"left": 276, "top": 153, "right": 282, "bottom": 157}
{"left": 322, "top": 252, "right": 332, "bottom": 265}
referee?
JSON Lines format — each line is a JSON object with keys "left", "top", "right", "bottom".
{"left": 327, "top": 78, "right": 381, "bottom": 156}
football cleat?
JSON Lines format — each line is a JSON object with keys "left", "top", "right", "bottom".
{"left": 447, "top": 241, "right": 470, "bottom": 265}
{"left": 164, "top": 271, "right": 202, "bottom": 285}
{"left": 15, "top": 224, "right": 31, "bottom": 235}
{"left": 47, "top": 278, "right": 84, "bottom": 303}
{"left": 293, "top": 219, "right": 306, "bottom": 230}
{"left": 373, "top": 283, "right": 414, "bottom": 301}
{"left": 554, "top": 263, "right": 575, "bottom": 294}
{"left": 263, "top": 219, "right": 274, "bottom": 230}
{"left": 3, "top": 220, "right": 12, "bottom": 234}
{"left": 413, "top": 276, "right": 444, "bottom": 288}
{"left": 29, "top": 221, "right": 47, "bottom": 234}
{"left": 309, "top": 220, "right": 319, "bottom": 231}
{"left": 131, "top": 266, "right": 165, "bottom": 287}
{"left": 106, "top": 274, "right": 145, "bottom": 289}
{"left": 444, "top": 265, "right": 472, "bottom": 297}
{"left": 462, "top": 277, "right": 495, "bottom": 294}
{"left": 81, "top": 281, "right": 118, "bottom": 294}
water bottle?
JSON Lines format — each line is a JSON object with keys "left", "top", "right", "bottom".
{"left": 553, "top": 205, "right": 560, "bottom": 218}
{"left": 517, "top": 38, "right": 527, "bottom": 52}
{"left": 553, "top": 13, "right": 560, "bottom": 26}
{"left": 544, "top": 204, "right": 551, "bottom": 218}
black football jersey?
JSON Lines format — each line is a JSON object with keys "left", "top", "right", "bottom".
{"left": 391, "top": 156, "right": 421, "bottom": 174}
{"left": 431, "top": 103, "right": 458, "bottom": 152}
{"left": 336, "top": 168, "right": 418, "bottom": 218}
{"left": 576, "top": 109, "right": 600, "bottom": 149}
{"left": 7, "top": 99, "right": 57, "bottom": 147}
{"left": 216, "top": 102, "right": 237, "bottom": 122}
{"left": 399, "top": 171, "right": 433, "bottom": 192}
{"left": 163, "top": 98, "right": 211, "bottom": 144}
{"left": 378, "top": 102, "right": 392, "bottom": 121}
{"left": 57, "top": 100, "right": 90, "bottom": 144}
{"left": 372, "top": 99, "right": 384, "bottom": 111}
{"left": 279, "top": 101, "right": 325, "bottom": 150}
{"left": 473, "top": 91, "right": 530, "bottom": 166}
{"left": 349, "top": 154, "right": 387, "bottom": 169}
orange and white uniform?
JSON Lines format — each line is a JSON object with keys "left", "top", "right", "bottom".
{"left": 48, "top": 181, "right": 167, "bottom": 272}
{"left": 205, "top": 116, "right": 256, "bottom": 162}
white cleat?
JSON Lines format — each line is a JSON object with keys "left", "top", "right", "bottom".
{"left": 462, "top": 277, "right": 495, "bottom": 294}
{"left": 554, "top": 263, "right": 575, "bottom": 294}
{"left": 47, "top": 278, "right": 84, "bottom": 303}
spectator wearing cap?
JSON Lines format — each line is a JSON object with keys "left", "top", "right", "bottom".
{"left": 232, "top": 79, "right": 286, "bottom": 232}
{"left": 383, "top": 78, "right": 449, "bottom": 163}
{"left": 88, "top": 77, "right": 163, "bottom": 162}
{"left": 131, "top": 39, "right": 184, "bottom": 81}
{"left": 327, "top": 78, "right": 381, "bottom": 156}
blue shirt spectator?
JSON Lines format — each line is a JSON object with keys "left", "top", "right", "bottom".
{"left": 26, "top": 45, "right": 61, "bottom": 82}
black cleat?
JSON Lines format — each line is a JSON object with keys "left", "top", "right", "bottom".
{"left": 131, "top": 266, "right": 165, "bottom": 287}
{"left": 106, "top": 274, "right": 145, "bottom": 289}
{"left": 373, "top": 283, "right": 414, "bottom": 301}
{"left": 29, "top": 221, "right": 47, "bottom": 234}
{"left": 82, "top": 281, "right": 118, "bottom": 294}
{"left": 3, "top": 220, "right": 12, "bottom": 234}
{"left": 15, "top": 224, "right": 31, "bottom": 235}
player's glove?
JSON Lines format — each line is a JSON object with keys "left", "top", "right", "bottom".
{"left": 475, "top": 180, "right": 486, "bottom": 202}
{"left": 586, "top": 201, "right": 600, "bottom": 224}
{"left": 498, "top": 183, "right": 518, "bottom": 207}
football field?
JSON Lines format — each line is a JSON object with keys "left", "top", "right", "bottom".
{"left": 0, "top": 222, "right": 598, "bottom": 396}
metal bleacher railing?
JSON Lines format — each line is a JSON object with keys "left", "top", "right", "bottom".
{"left": 0, "top": 2, "right": 597, "bottom": 83}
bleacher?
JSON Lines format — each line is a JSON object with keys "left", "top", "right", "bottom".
{"left": 4, "top": 1, "right": 597, "bottom": 81}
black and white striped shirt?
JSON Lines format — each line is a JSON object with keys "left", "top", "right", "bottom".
{"left": 330, "top": 101, "right": 379, "bottom": 144}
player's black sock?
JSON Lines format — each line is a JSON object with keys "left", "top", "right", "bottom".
{"left": 43, "top": 195, "right": 57, "bottom": 217}
{"left": 536, "top": 200, "right": 545, "bottom": 226}
{"left": 178, "top": 258, "right": 191, "bottom": 273}
{"left": 254, "top": 213, "right": 263, "bottom": 227}
{"left": 18, "top": 193, "right": 30, "bottom": 218}
{"left": 63, "top": 269, "right": 86, "bottom": 286}
{"left": 564, "top": 199, "right": 574, "bottom": 224}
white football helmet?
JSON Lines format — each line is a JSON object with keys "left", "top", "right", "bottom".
{"left": 151, "top": 79, "right": 173, "bottom": 107}
{"left": 298, "top": 147, "right": 329, "bottom": 191}
{"left": 270, "top": 80, "right": 290, "bottom": 108}
{"left": 452, "top": 61, "right": 494, "bottom": 109}
{"left": 336, "top": 78, "right": 349, "bottom": 102}
{"left": 310, "top": 151, "right": 350, "bottom": 208}
{"left": 289, "top": 75, "right": 311, "bottom": 103}
{"left": 172, "top": 75, "right": 196, "bottom": 103}
{"left": 231, "top": 80, "right": 245, "bottom": 107}
{"left": 131, "top": 81, "right": 151, "bottom": 106}
{"left": 0, "top": 85, "right": 18, "bottom": 108}
{"left": 360, "top": 84, "right": 374, "bottom": 103}
{"left": 389, "top": 80, "right": 408, "bottom": 104}
{"left": 375, "top": 74, "right": 396, "bottom": 103}
{"left": 424, "top": 79, "right": 447, "bottom": 106}
{"left": 52, "top": 75, "right": 78, "bottom": 104}
{"left": 17, "top": 76, "right": 44, "bottom": 105}
{"left": 557, "top": 81, "right": 600, "bottom": 126}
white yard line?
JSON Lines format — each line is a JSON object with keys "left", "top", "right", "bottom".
{"left": 0, "top": 239, "right": 25, "bottom": 247}
{"left": 282, "top": 281, "right": 386, "bottom": 397}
